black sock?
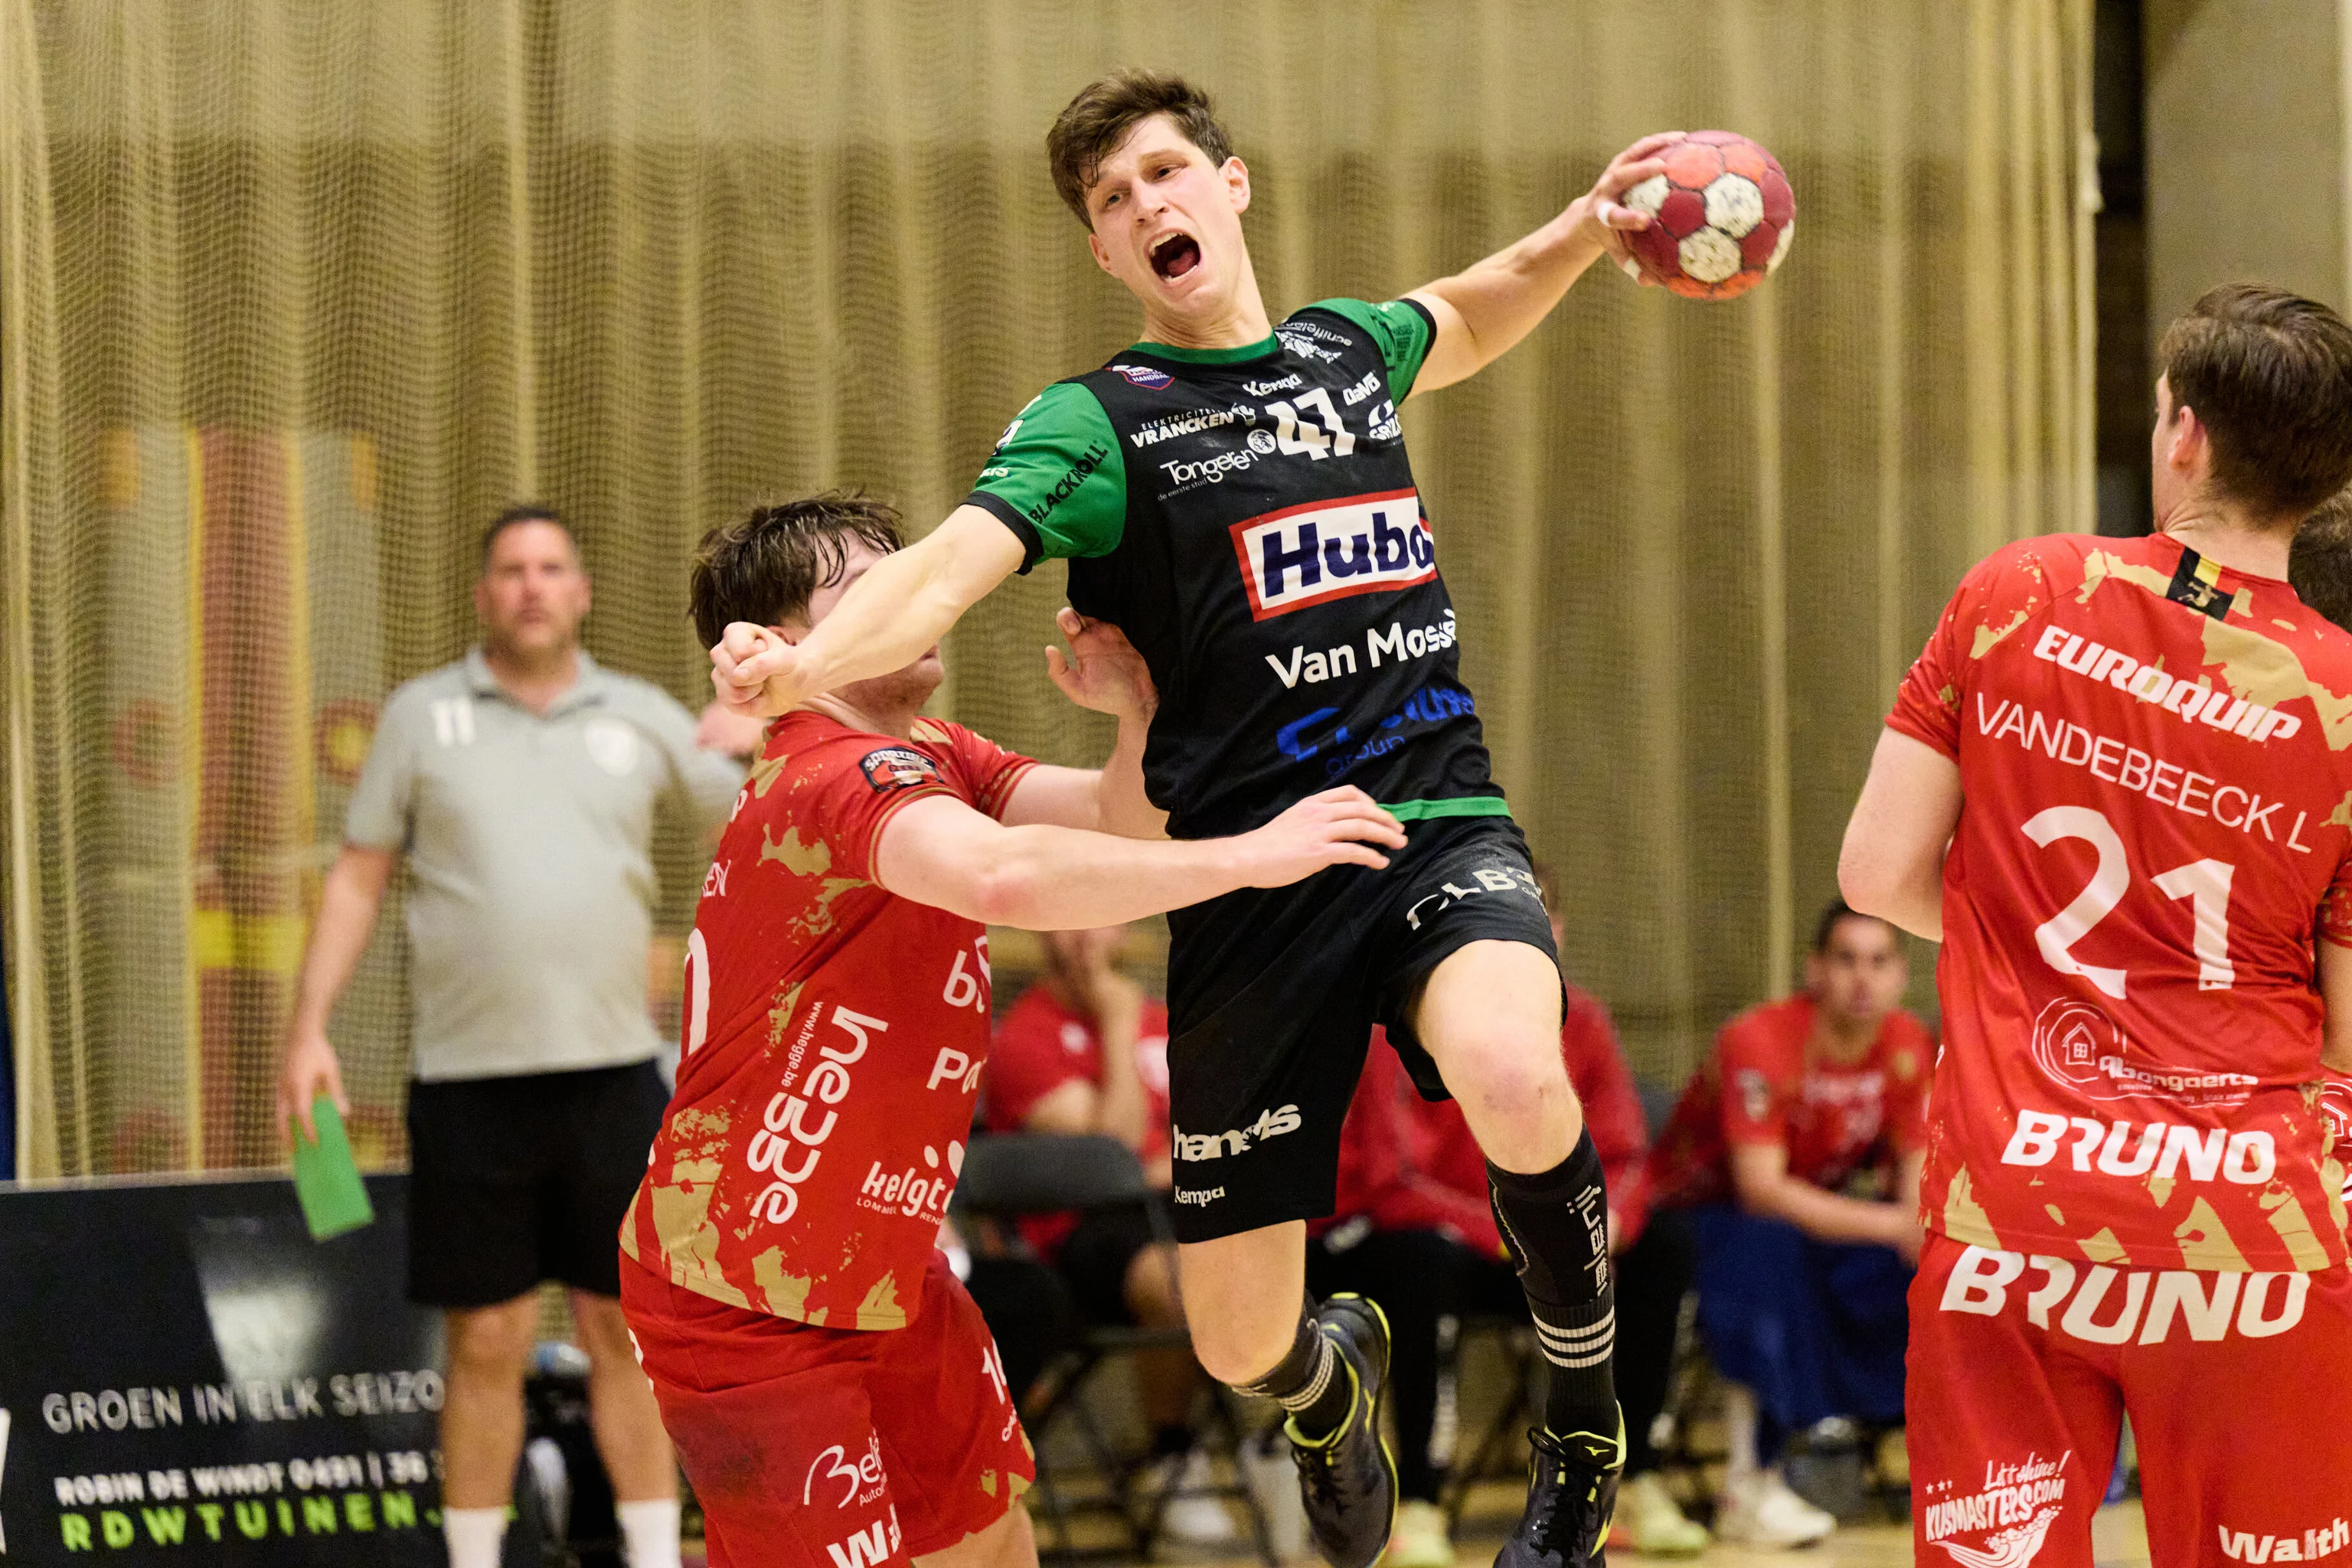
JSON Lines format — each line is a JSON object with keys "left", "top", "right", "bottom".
{"left": 1231, "top": 1298, "right": 1353, "bottom": 1440}
{"left": 1488, "top": 1131, "right": 1619, "bottom": 1461}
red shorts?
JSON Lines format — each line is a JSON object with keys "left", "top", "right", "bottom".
{"left": 1909, "top": 1233, "right": 2352, "bottom": 1568}
{"left": 620, "top": 1251, "right": 1034, "bottom": 1568}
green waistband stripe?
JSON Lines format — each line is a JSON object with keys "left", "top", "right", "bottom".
{"left": 1379, "top": 797, "right": 1513, "bottom": 822}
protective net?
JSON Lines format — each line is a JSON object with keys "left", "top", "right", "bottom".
{"left": 0, "top": 0, "right": 2093, "bottom": 1176}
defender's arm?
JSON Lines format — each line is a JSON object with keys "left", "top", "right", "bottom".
{"left": 1841, "top": 728, "right": 1963, "bottom": 942}
{"left": 999, "top": 609, "right": 1167, "bottom": 839}
{"left": 714, "top": 506, "right": 1025, "bottom": 717}
{"left": 874, "top": 787, "right": 1403, "bottom": 930}
{"left": 1406, "top": 132, "right": 1681, "bottom": 394}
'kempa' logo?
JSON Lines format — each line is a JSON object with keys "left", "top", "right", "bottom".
{"left": 1230, "top": 489, "right": 1434, "bottom": 619}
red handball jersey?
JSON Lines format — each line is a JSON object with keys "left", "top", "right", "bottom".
{"left": 982, "top": 983, "right": 1173, "bottom": 1256}
{"left": 1646, "top": 995, "right": 1932, "bottom": 1211}
{"left": 1888, "top": 531, "right": 2352, "bottom": 1271}
{"left": 1325, "top": 991, "right": 1655, "bottom": 1253}
{"left": 619, "top": 711, "right": 1035, "bottom": 1331}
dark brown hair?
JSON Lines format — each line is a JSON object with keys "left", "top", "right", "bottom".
{"left": 1047, "top": 68, "right": 1234, "bottom": 224}
{"left": 480, "top": 502, "right": 575, "bottom": 567}
{"left": 688, "top": 492, "right": 904, "bottom": 648}
{"left": 1814, "top": 899, "right": 1895, "bottom": 956}
{"left": 2292, "top": 485, "right": 2352, "bottom": 632}
{"left": 2158, "top": 283, "right": 2352, "bottom": 523}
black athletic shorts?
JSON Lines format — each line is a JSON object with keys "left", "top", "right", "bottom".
{"left": 404, "top": 1060, "right": 668, "bottom": 1309}
{"left": 1161, "top": 814, "right": 1557, "bottom": 1243}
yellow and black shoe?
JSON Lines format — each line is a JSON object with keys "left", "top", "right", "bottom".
{"left": 1495, "top": 1416, "right": 1624, "bottom": 1568}
{"left": 1285, "top": 1294, "right": 1397, "bottom": 1568}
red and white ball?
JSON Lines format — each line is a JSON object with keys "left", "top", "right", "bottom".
{"left": 1621, "top": 131, "right": 1794, "bottom": 300}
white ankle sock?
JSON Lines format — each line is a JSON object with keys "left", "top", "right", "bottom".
{"left": 443, "top": 1506, "right": 509, "bottom": 1568}
{"left": 618, "top": 1498, "right": 682, "bottom": 1568}
{"left": 1721, "top": 1381, "right": 1761, "bottom": 1491}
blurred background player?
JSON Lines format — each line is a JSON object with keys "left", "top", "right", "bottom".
{"left": 1844, "top": 283, "right": 2352, "bottom": 1563}
{"left": 982, "top": 923, "right": 1233, "bottom": 1544}
{"left": 620, "top": 494, "right": 1406, "bottom": 1568}
{"left": 1309, "top": 862, "right": 1701, "bottom": 1567}
{"left": 2290, "top": 494, "right": 2352, "bottom": 1223}
{"left": 708, "top": 70, "right": 1683, "bottom": 1566}
{"left": 275, "top": 505, "right": 760, "bottom": 1568}
{"left": 1642, "top": 900, "right": 1927, "bottom": 1547}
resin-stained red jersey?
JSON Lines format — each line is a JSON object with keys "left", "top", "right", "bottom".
{"left": 2325, "top": 1073, "right": 2352, "bottom": 1210}
{"left": 1645, "top": 995, "right": 1931, "bottom": 1211}
{"left": 1889, "top": 531, "right": 2352, "bottom": 1271}
{"left": 620, "top": 710, "right": 1035, "bottom": 1330}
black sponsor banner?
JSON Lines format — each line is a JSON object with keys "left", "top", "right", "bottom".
{"left": 0, "top": 1175, "right": 444, "bottom": 1563}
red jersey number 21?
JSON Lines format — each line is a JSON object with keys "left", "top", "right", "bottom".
{"left": 2023, "top": 805, "right": 2236, "bottom": 998}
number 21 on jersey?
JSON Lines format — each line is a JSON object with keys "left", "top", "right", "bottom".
{"left": 2024, "top": 805, "right": 2235, "bottom": 998}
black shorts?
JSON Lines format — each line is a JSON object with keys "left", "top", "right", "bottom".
{"left": 1161, "top": 814, "right": 1557, "bottom": 1243}
{"left": 404, "top": 1060, "right": 668, "bottom": 1309}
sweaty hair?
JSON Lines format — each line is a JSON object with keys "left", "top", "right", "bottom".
{"left": 688, "top": 492, "right": 904, "bottom": 649}
{"left": 2158, "top": 283, "right": 2352, "bottom": 524}
{"left": 1814, "top": 899, "right": 1893, "bottom": 956}
{"left": 1047, "top": 68, "right": 1234, "bottom": 225}
{"left": 480, "top": 502, "right": 575, "bottom": 568}
{"left": 2292, "top": 485, "right": 2352, "bottom": 632}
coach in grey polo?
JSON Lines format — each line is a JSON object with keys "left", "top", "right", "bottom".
{"left": 276, "top": 505, "right": 756, "bottom": 1568}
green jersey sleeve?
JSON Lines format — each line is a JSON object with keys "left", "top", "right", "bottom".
{"left": 963, "top": 381, "right": 1127, "bottom": 569}
{"left": 1305, "top": 297, "right": 1439, "bottom": 401}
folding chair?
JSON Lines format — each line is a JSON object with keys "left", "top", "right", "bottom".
{"left": 952, "top": 1133, "right": 1277, "bottom": 1566}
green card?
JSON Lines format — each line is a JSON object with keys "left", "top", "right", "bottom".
{"left": 291, "top": 1097, "right": 374, "bottom": 1241}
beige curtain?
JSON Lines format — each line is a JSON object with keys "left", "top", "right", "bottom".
{"left": 0, "top": 0, "right": 2094, "bottom": 1177}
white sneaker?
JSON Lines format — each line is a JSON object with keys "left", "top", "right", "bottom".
{"left": 1154, "top": 1449, "right": 1240, "bottom": 1545}
{"left": 1382, "top": 1499, "right": 1455, "bottom": 1568}
{"left": 1715, "top": 1468, "right": 1836, "bottom": 1547}
{"left": 1619, "top": 1472, "right": 1709, "bottom": 1557}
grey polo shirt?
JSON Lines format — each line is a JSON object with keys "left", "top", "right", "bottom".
{"left": 346, "top": 648, "right": 744, "bottom": 1082}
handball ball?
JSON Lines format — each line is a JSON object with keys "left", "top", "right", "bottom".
{"left": 1621, "top": 132, "right": 1794, "bottom": 300}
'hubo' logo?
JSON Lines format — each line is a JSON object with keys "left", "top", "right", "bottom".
{"left": 1230, "top": 488, "right": 1434, "bottom": 620}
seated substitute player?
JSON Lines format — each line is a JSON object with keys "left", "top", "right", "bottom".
{"left": 710, "top": 70, "right": 1682, "bottom": 1566}
{"left": 1644, "top": 901, "right": 1928, "bottom": 1547}
{"left": 618, "top": 495, "right": 1406, "bottom": 1568}
{"left": 1842, "top": 283, "right": 2352, "bottom": 1565}
{"left": 981, "top": 923, "right": 1235, "bottom": 1545}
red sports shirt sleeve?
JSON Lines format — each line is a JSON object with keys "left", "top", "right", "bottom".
{"left": 804, "top": 730, "right": 973, "bottom": 883}
{"left": 1888, "top": 540, "right": 2057, "bottom": 760}
{"left": 918, "top": 717, "right": 1039, "bottom": 822}
{"left": 1715, "top": 1014, "right": 1795, "bottom": 1148}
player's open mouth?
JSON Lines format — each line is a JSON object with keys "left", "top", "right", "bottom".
{"left": 1150, "top": 232, "right": 1201, "bottom": 281}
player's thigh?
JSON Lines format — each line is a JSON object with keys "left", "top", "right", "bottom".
{"left": 2123, "top": 1264, "right": 2352, "bottom": 1566}
{"left": 619, "top": 1265, "right": 894, "bottom": 1568}
{"left": 1176, "top": 1220, "right": 1309, "bottom": 1385}
{"left": 915, "top": 1494, "right": 1037, "bottom": 1568}
{"left": 863, "top": 1253, "right": 1036, "bottom": 1558}
{"left": 1909, "top": 1236, "right": 2120, "bottom": 1568}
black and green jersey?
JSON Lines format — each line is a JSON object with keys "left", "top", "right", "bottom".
{"left": 964, "top": 298, "right": 1502, "bottom": 841}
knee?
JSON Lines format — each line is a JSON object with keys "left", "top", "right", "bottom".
{"left": 1447, "top": 1037, "right": 1577, "bottom": 1138}
{"left": 446, "top": 1298, "right": 539, "bottom": 1382}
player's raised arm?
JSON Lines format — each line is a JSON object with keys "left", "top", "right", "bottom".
{"left": 713, "top": 504, "right": 1024, "bottom": 717}
{"left": 2322, "top": 932, "right": 2352, "bottom": 1074}
{"left": 874, "top": 786, "right": 1405, "bottom": 931}
{"left": 1403, "top": 132, "right": 1681, "bottom": 395}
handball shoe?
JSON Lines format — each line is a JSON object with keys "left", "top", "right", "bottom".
{"left": 1495, "top": 1419, "right": 1623, "bottom": 1568}
{"left": 1285, "top": 1293, "right": 1396, "bottom": 1568}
